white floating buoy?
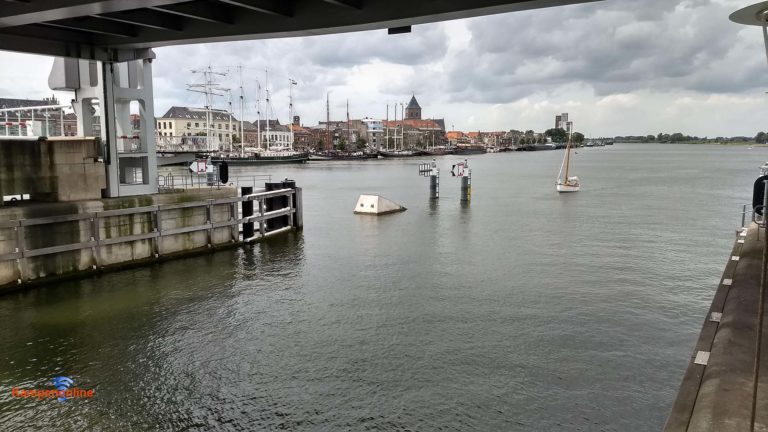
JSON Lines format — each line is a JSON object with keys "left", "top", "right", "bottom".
{"left": 353, "top": 194, "right": 406, "bottom": 215}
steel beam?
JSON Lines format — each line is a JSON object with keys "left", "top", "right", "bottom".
{"left": 323, "top": 0, "right": 362, "bottom": 10}
{"left": 220, "top": 0, "right": 293, "bottom": 17}
{"left": 43, "top": 18, "right": 140, "bottom": 38}
{"left": 0, "top": 0, "right": 188, "bottom": 28}
{"left": 95, "top": 10, "right": 186, "bottom": 31}
{"left": 149, "top": 2, "right": 235, "bottom": 24}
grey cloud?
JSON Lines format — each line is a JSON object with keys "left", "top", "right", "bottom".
{"left": 299, "top": 25, "right": 449, "bottom": 67}
{"left": 442, "top": 0, "right": 768, "bottom": 104}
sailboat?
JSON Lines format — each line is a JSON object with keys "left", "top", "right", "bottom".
{"left": 556, "top": 129, "right": 581, "bottom": 193}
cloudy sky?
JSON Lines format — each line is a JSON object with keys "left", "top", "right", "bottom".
{"left": 0, "top": 0, "right": 767, "bottom": 137}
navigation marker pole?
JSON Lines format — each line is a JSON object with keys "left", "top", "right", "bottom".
{"left": 452, "top": 159, "right": 472, "bottom": 202}
{"left": 418, "top": 159, "right": 439, "bottom": 199}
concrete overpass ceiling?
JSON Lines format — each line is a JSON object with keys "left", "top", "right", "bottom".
{"left": 0, "top": 0, "right": 601, "bottom": 61}
{"left": 730, "top": 1, "right": 768, "bottom": 26}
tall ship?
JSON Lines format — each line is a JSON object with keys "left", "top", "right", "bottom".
{"left": 213, "top": 70, "right": 308, "bottom": 164}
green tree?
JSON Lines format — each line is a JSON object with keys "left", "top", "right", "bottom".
{"left": 646, "top": 135, "right": 656, "bottom": 142}
{"left": 335, "top": 137, "right": 347, "bottom": 151}
{"left": 670, "top": 133, "right": 685, "bottom": 143}
{"left": 756, "top": 132, "right": 767, "bottom": 144}
{"left": 545, "top": 128, "right": 568, "bottom": 143}
{"left": 572, "top": 132, "right": 585, "bottom": 144}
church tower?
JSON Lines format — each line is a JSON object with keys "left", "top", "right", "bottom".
{"left": 405, "top": 95, "right": 422, "bottom": 120}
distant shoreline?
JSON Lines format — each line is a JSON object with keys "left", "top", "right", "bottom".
{"left": 617, "top": 141, "right": 767, "bottom": 147}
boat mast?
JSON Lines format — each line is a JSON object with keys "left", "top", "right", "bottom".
{"left": 400, "top": 102, "right": 405, "bottom": 150}
{"left": 187, "top": 66, "right": 226, "bottom": 153}
{"left": 238, "top": 65, "right": 244, "bottom": 157}
{"left": 385, "top": 104, "right": 389, "bottom": 151}
{"left": 565, "top": 124, "right": 573, "bottom": 180}
{"left": 227, "top": 89, "right": 232, "bottom": 153}
{"left": 265, "top": 69, "right": 270, "bottom": 149}
{"left": 393, "top": 102, "right": 398, "bottom": 150}
{"left": 346, "top": 99, "right": 350, "bottom": 151}
{"left": 256, "top": 80, "right": 261, "bottom": 151}
{"left": 326, "top": 91, "right": 331, "bottom": 151}
{"left": 289, "top": 78, "right": 296, "bottom": 151}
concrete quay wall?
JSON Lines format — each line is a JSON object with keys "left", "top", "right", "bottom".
{"left": 0, "top": 188, "right": 240, "bottom": 291}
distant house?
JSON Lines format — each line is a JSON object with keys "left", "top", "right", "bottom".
{"left": 291, "top": 124, "right": 313, "bottom": 149}
{"left": 252, "top": 119, "right": 293, "bottom": 150}
{"left": 157, "top": 106, "right": 238, "bottom": 144}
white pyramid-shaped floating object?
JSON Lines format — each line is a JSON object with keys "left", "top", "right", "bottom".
{"left": 353, "top": 194, "right": 406, "bottom": 215}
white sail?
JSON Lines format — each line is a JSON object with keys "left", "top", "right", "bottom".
{"left": 556, "top": 123, "right": 581, "bottom": 193}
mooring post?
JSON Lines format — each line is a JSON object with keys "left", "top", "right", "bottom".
{"left": 430, "top": 159, "right": 439, "bottom": 199}
{"left": 418, "top": 159, "right": 439, "bottom": 199}
{"left": 452, "top": 159, "right": 471, "bottom": 202}
{"left": 241, "top": 186, "right": 254, "bottom": 241}
{"left": 294, "top": 187, "right": 304, "bottom": 230}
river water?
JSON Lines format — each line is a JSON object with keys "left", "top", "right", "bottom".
{"left": 0, "top": 144, "right": 764, "bottom": 431}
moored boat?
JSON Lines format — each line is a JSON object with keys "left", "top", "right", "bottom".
{"left": 211, "top": 150, "right": 308, "bottom": 165}
{"left": 453, "top": 144, "right": 487, "bottom": 155}
{"left": 379, "top": 149, "right": 426, "bottom": 158}
{"left": 423, "top": 146, "right": 454, "bottom": 156}
{"left": 309, "top": 151, "right": 378, "bottom": 161}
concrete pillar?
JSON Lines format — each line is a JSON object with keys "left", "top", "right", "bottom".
{"left": 50, "top": 53, "right": 158, "bottom": 198}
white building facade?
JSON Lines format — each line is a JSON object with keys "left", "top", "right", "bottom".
{"left": 157, "top": 106, "right": 239, "bottom": 143}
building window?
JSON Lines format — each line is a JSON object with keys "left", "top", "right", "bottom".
{"left": 217, "top": 124, "right": 222, "bottom": 129}
{"left": 195, "top": 122, "right": 199, "bottom": 128}
{"left": 187, "top": 122, "right": 191, "bottom": 127}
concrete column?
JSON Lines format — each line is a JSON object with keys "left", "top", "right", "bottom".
{"left": 51, "top": 54, "right": 157, "bottom": 198}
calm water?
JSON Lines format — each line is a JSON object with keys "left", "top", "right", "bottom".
{"left": 0, "top": 144, "right": 764, "bottom": 431}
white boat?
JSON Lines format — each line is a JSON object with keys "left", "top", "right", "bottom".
{"left": 557, "top": 128, "right": 581, "bottom": 193}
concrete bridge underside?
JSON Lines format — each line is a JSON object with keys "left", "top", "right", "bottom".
{"left": 0, "top": 0, "right": 601, "bottom": 61}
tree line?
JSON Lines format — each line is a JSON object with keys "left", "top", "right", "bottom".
{"left": 543, "top": 128, "right": 585, "bottom": 144}
{"left": 614, "top": 133, "right": 754, "bottom": 143}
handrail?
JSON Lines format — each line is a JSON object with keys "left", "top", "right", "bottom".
{"left": 157, "top": 173, "right": 272, "bottom": 192}
{"left": 740, "top": 203, "right": 765, "bottom": 229}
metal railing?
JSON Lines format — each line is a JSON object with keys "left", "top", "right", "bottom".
{"left": 156, "top": 135, "right": 220, "bottom": 153}
{"left": 157, "top": 173, "right": 272, "bottom": 192}
{"left": 0, "top": 188, "right": 298, "bottom": 284}
{"left": 117, "top": 136, "right": 143, "bottom": 153}
{"left": 741, "top": 204, "right": 765, "bottom": 228}
{"left": 0, "top": 104, "right": 72, "bottom": 138}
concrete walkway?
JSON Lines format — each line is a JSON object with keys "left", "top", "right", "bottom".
{"left": 666, "top": 222, "right": 767, "bottom": 431}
